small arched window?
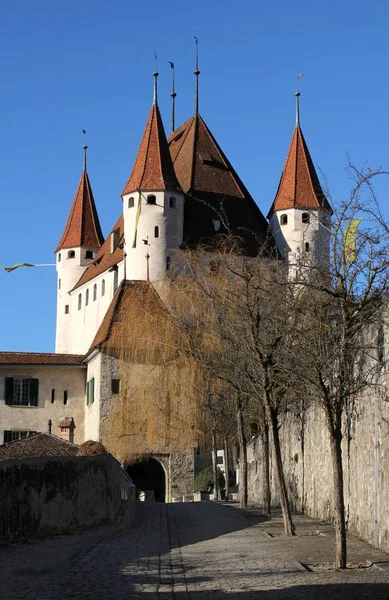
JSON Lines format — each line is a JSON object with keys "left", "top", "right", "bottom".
{"left": 154, "top": 226, "right": 159, "bottom": 238}
{"left": 128, "top": 197, "right": 135, "bottom": 208}
{"left": 305, "top": 242, "right": 310, "bottom": 253}
{"left": 58, "top": 253, "right": 61, "bottom": 262}
{"left": 93, "top": 284, "right": 97, "bottom": 301}
{"left": 85, "top": 289, "right": 89, "bottom": 306}
{"left": 302, "top": 212, "right": 310, "bottom": 224}
{"left": 78, "top": 294, "right": 82, "bottom": 310}
{"left": 147, "top": 195, "right": 156, "bottom": 205}
{"left": 101, "top": 279, "right": 105, "bottom": 296}
{"left": 280, "top": 214, "right": 288, "bottom": 226}
{"left": 68, "top": 250, "right": 75, "bottom": 259}
{"left": 169, "top": 196, "right": 176, "bottom": 209}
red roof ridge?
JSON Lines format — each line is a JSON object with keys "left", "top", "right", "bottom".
{"left": 0, "top": 352, "right": 85, "bottom": 365}
{"left": 122, "top": 105, "right": 180, "bottom": 196}
{"left": 55, "top": 171, "right": 104, "bottom": 253}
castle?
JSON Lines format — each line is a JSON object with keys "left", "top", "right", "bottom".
{"left": 0, "top": 65, "right": 332, "bottom": 500}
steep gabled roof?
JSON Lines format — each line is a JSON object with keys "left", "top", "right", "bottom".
{"left": 122, "top": 104, "right": 180, "bottom": 196}
{"left": 71, "top": 215, "right": 124, "bottom": 292}
{"left": 168, "top": 114, "right": 269, "bottom": 254}
{"left": 89, "top": 280, "right": 173, "bottom": 361}
{"left": 55, "top": 171, "right": 104, "bottom": 252}
{"left": 0, "top": 433, "right": 78, "bottom": 461}
{"left": 268, "top": 125, "right": 332, "bottom": 216}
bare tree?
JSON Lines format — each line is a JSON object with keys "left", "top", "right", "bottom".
{"left": 293, "top": 164, "right": 389, "bottom": 567}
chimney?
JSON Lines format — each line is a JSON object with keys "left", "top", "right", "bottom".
{"left": 57, "top": 417, "right": 76, "bottom": 443}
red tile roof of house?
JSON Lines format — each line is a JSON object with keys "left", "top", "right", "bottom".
{"left": 168, "top": 114, "right": 270, "bottom": 254}
{"left": 0, "top": 352, "right": 84, "bottom": 365}
{"left": 0, "top": 433, "right": 79, "bottom": 461}
{"left": 71, "top": 215, "right": 124, "bottom": 291}
{"left": 268, "top": 125, "right": 332, "bottom": 216}
{"left": 55, "top": 171, "right": 104, "bottom": 252}
{"left": 122, "top": 104, "right": 181, "bottom": 196}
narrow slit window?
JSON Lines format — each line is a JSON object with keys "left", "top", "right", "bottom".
{"left": 101, "top": 279, "right": 105, "bottom": 296}
{"left": 166, "top": 256, "right": 171, "bottom": 270}
{"left": 93, "top": 284, "right": 97, "bottom": 301}
{"left": 85, "top": 289, "right": 89, "bottom": 306}
{"left": 58, "top": 253, "right": 61, "bottom": 262}
{"left": 63, "top": 390, "right": 68, "bottom": 405}
{"left": 111, "top": 379, "right": 121, "bottom": 394}
{"left": 128, "top": 197, "right": 135, "bottom": 208}
{"left": 65, "top": 305, "right": 69, "bottom": 314}
{"left": 154, "top": 226, "right": 159, "bottom": 238}
{"left": 78, "top": 294, "right": 82, "bottom": 310}
{"left": 169, "top": 196, "right": 176, "bottom": 209}
{"left": 58, "top": 279, "right": 61, "bottom": 290}
{"left": 51, "top": 389, "right": 55, "bottom": 404}
{"left": 305, "top": 242, "right": 310, "bottom": 252}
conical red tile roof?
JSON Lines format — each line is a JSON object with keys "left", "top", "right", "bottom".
{"left": 268, "top": 125, "right": 332, "bottom": 217}
{"left": 122, "top": 104, "right": 180, "bottom": 195}
{"left": 55, "top": 172, "right": 104, "bottom": 252}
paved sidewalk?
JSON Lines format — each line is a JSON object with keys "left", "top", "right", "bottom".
{"left": 1, "top": 501, "right": 389, "bottom": 599}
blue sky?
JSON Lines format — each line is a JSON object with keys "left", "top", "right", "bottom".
{"left": 0, "top": 0, "right": 388, "bottom": 352}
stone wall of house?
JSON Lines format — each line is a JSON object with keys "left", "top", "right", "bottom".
{"left": 247, "top": 392, "right": 389, "bottom": 552}
{"left": 0, "top": 453, "right": 123, "bottom": 541}
{"left": 170, "top": 451, "right": 195, "bottom": 500}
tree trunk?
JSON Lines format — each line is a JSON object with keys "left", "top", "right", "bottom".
{"left": 237, "top": 404, "right": 248, "bottom": 507}
{"left": 261, "top": 422, "right": 271, "bottom": 517}
{"left": 211, "top": 427, "right": 219, "bottom": 501}
{"left": 329, "top": 428, "right": 347, "bottom": 568}
{"left": 268, "top": 405, "right": 295, "bottom": 535}
{"left": 224, "top": 437, "right": 230, "bottom": 502}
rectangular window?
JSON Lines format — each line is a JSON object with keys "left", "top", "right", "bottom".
{"left": 3, "top": 430, "right": 36, "bottom": 444}
{"left": 51, "top": 389, "right": 55, "bottom": 404}
{"left": 111, "top": 378, "right": 121, "bottom": 394}
{"left": 4, "top": 377, "right": 39, "bottom": 407}
{"left": 63, "top": 390, "right": 68, "bottom": 405}
{"left": 65, "top": 305, "right": 69, "bottom": 314}
{"left": 86, "top": 377, "right": 95, "bottom": 406}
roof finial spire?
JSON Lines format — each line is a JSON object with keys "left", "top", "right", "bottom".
{"left": 194, "top": 37, "right": 200, "bottom": 115}
{"left": 153, "top": 53, "right": 159, "bottom": 106}
{"left": 295, "top": 73, "right": 303, "bottom": 127}
{"left": 82, "top": 129, "right": 87, "bottom": 173}
{"left": 169, "top": 61, "right": 177, "bottom": 132}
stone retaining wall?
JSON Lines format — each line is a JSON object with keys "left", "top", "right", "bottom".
{"left": 0, "top": 453, "right": 123, "bottom": 541}
{"left": 247, "top": 392, "right": 389, "bottom": 552}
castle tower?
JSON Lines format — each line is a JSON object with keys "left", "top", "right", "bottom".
{"left": 55, "top": 143, "right": 104, "bottom": 352}
{"left": 267, "top": 89, "right": 332, "bottom": 277}
{"left": 121, "top": 70, "right": 184, "bottom": 282}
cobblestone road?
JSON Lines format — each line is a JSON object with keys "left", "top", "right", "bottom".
{"left": 1, "top": 501, "right": 389, "bottom": 599}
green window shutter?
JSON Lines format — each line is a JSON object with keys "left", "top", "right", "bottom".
{"left": 86, "top": 381, "right": 89, "bottom": 405}
{"left": 3, "top": 430, "right": 11, "bottom": 443}
{"left": 29, "top": 379, "right": 39, "bottom": 406}
{"left": 90, "top": 377, "right": 95, "bottom": 405}
{"left": 4, "top": 378, "right": 14, "bottom": 405}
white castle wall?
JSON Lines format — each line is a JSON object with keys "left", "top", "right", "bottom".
{"left": 122, "top": 190, "right": 184, "bottom": 283}
{"left": 270, "top": 208, "right": 330, "bottom": 276}
{"left": 63, "top": 260, "right": 125, "bottom": 356}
